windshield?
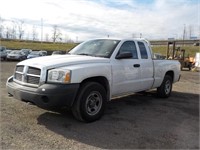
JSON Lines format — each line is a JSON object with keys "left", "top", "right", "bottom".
{"left": 10, "top": 51, "right": 21, "bottom": 54}
{"left": 30, "top": 51, "right": 39, "bottom": 55}
{"left": 53, "top": 51, "right": 62, "bottom": 54}
{"left": 69, "top": 39, "right": 120, "bottom": 58}
{"left": 21, "top": 49, "right": 30, "bottom": 52}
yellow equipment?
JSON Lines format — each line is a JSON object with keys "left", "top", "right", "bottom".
{"left": 167, "top": 41, "right": 195, "bottom": 70}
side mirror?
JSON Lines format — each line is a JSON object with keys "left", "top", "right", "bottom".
{"left": 116, "top": 52, "right": 133, "bottom": 59}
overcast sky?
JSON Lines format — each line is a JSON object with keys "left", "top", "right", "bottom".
{"left": 0, "top": 0, "right": 199, "bottom": 41}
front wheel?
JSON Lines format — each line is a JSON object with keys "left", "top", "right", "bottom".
{"left": 72, "top": 82, "right": 107, "bottom": 122}
{"left": 157, "top": 75, "right": 172, "bottom": 98}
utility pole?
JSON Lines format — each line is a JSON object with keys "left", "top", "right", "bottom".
{"left": 140, "top": 33, "right": 142, "bottom": 38}
{"left": 182, "top": 24, "right": 186, "bottom": 46}
{"left": 41, "top": 18, "right": 43, "bottom": 45}
{"left": 189, "top": 25, "right": 192, "bottom": 39}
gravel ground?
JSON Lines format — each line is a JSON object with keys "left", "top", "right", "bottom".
{"left": 0, "top": 61, "right": 199, "bottom": 149}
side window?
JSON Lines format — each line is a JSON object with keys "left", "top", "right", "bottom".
{"left": 138, "top": 42, "right": 148, "bottom": 59}
{"left": 118, "top": 41, "right": 138, "bottom": 59}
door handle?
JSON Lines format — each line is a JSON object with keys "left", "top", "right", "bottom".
{"left": 133, "top": 64, "right": 140, "bottom": 68}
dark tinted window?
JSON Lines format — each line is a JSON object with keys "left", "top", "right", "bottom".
{"left": 138, "top": 42, "right": 148, "bottom": 59}
{"left": 118, "top": 41, "right": 138, "bottom": 59}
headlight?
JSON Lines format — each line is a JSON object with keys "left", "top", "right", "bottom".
{"left": 47, "top": 69, "right": 71, "bottom": 83}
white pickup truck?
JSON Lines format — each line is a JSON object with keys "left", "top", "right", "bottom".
{"left": 7, "top": 38, "right": 181, "bottom": 122}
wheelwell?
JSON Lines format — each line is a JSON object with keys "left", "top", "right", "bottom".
{"left": 81, "top": 76, "right": 110, "bottom": 101}
{"left": 165, "top": 71, "right": 174, "bottom": 82}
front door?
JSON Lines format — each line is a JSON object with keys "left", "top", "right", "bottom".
{"left": 111, "top": 41, "right": 142, "bottom": 97}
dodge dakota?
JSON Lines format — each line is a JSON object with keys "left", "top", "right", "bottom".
{"left": 7, "top": 38, "right": 181, "bottom": 122}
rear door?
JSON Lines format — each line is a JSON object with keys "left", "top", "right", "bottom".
{"left": 136, "top": 41, "right": 154, "bottom": 90}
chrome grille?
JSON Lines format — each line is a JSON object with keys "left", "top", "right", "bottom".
{"left": 16, "top": 66, "right": 24, "bottom": 72}
{"left": 27, "top": 67, "right": 41, "bottom": 75}
{"left": 14, "top": 73, "right": 23, "bottom": 81}
{"left": 14, "top": 65, "right": 41, "bottom": 86}
{"left": 26, "top": 75, "right": 40, "bottom": 84}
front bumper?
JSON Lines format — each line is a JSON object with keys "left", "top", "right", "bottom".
{"left": 6, "top": 77, "right": 79, "bottom": 109}
{"left": 7, "top": 56, "right": 21, "bottom": 60}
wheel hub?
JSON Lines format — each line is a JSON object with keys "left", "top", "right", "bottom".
{"left": 86, "top": 91, "right": 102, "bottom": 116}
{"left": 165, "top": 80, "right": 171, "bottom": 94}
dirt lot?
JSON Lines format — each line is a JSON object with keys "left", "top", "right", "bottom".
{"left": 0, "top": 61, "right": 199, "bottom": 149}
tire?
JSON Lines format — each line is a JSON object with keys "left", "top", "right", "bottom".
{"left": 20, "top": 57, "right": 24, "bottom": 61}
{"left": 188, "top": 63, "right": 192, "bottom": 71}
{"left": 181, "top": 67, "right": 183, "bottom": 71}
{"left": 72, "top": 82, "right": 107, "bottom": 122}
{"left": 157, "top": 75, "right": 172, "bottom": 98}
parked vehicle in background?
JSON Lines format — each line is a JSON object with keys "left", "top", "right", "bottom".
{"left": 6, "top": 50, "right": 12, "bottom": 54}
{"left": 153, "top": 53, "right": 166, "bottom": 59}
{"left": 27, "top": 51, "right": 47, "bottom": 59}
{"left": 194, "top": 52, "right": 200, "bottom": 69}
{"left": 20, "top": 49, "right": 32, "bottom": 56}
{"left": 7, "top": 50, "right": 27, "bottom": 61}
{"left": 0, "top": 46, "right": 7, "bottom": 60}
{"left": 51, "top": 50, "right": 65, "bottom": 55}
{"left": 153, "top": 53, "right": 162, "bottom": 59}
{"left": 193, "top": 42, "right": 200, "bottom": 46}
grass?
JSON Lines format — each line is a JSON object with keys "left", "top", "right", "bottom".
{"left": 0, "top": 39, "right": 78, "bottom": 52}
{"left": 152, "top": 45, "right": 200, "bottom": 57}
{"left": 0, "top": 39, "right": 199, "bottom": 57}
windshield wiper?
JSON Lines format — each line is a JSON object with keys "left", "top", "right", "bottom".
{"left": 77, "top": 53, "right": 107, "bottom": 58}
{"left": 78, "top": 53, "right": 92, "bottom": 56}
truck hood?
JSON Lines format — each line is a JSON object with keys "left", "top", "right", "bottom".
{"left": 18, "top": 54, "right": 110, "bottom": 69}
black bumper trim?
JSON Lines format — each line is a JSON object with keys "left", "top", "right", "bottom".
{"left": 7, "top": 77, "right": 79, "bottom": 109}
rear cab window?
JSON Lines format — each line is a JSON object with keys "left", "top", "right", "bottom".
{"left": 138, "top": 42, "right": 148, "bottom": 59}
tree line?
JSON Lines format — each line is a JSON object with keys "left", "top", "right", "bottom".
{"left": 0, "top": 17, "right": 74, "bottom": 43}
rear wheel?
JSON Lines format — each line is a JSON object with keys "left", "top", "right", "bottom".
{"left": 157, "top": 75, "right": 172, "bottom": 98}
{"left": 188, "top": 63, "right": 193, "bottom": 71}
{"left": 19, "top": 57, "right": 23, "bottom": 61}
{"left": 72, "top": 82, "right": 107, "bottom": 122}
